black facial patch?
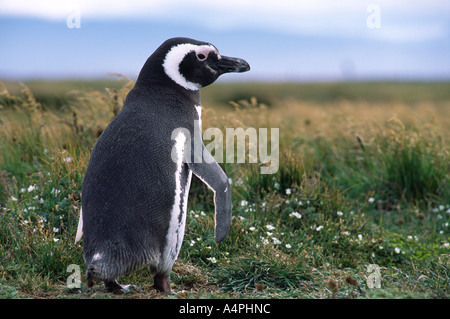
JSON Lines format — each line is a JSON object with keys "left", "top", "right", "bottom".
{"left": 179, "top": 51, "right": 221, "bottom": 88}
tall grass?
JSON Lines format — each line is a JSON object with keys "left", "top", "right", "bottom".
{"left": 1, "top": 81, "right": 449, "bottom": 298}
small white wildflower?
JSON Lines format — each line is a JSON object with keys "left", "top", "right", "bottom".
{"left": 249, "top": 226, "right": 256, "bottom": 231}
{"left": 261, "top": 202, "right": 267, "bottom": 207}
{"left": 11, "top": 196, "right": 18, "bottom": 201}
{"left": 285, "top": 188, "right": 291, "bottom": 195}
{"left": 190, "top": 240, "right": 195, "bottom": 246}
{"left": 266, "top": 232, "right": 273, "bottom": 236}
{"left": 444, "top": 222, "right": 449, "bottom": 227}
{"left": 260, "top": 237, "right": 269, "bottom": 245}
{"left": 358, "top": 234, "right": 363, "bottom": 241}
{"left": 53, "top": 227, "right": 59, "bottom": 233}
{"left": 200, "top": 211, "right": 206, "bottom": 216}
{"left": 274, "top": 182, "right": 280, "bottom": 190}
{"left": 64, "top": 157, "right": 72, "bottom": 163}
{"left": 337, "top": 211, "right": 344, "bottom": 216}
{"left": 285, "top": 244, "right": 292, "bottom": 249}
{"left": 20, "top": 188, "right": 26, "bottom": 193}
{"left": 342, "top": 231, "right": 350, "bottom": 236}
{"left": 379, "top": 245, "right": 383, "bottom": 249}
{"left": 272, "top": 237, "right": 281, "bottom": 245}
{"left": 39, "top": 198, "right": 45, "bottom": 204}
{"left": 289, "top": 212, "right": 302, "bottom": 219}
{"left": 240, "top": 200, "right": 248, "bottom": 207}
{"left": 316, "top": 225, "right": 323, "bottom": 231}
{"left": 443, "top": 243, "right": 449, "bottom": 248}
{"left": 51, "top": 188, "right": 61, "bottom": 195}
{"left": 53, "top": 238, "right": 60, "bottom": 242}
{"left": 266, "top": 224, "right": 275, "bottom": 230}
{"left": 206, "top": 257, "right": 217, "bottom": 263}
{"left": 27, "top": 185, "right": 36, "bottom": 192}
{"left": 394, "top": 247, "right": 400, "bottom": 254}
{"left": 368, "top": 197, "right": 375, "bottom": 203}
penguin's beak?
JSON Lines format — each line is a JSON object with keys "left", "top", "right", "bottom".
{"left": 213, "top": 56, "right": 250, "bottom": 74}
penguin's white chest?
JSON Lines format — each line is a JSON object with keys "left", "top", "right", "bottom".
{"left": 160, "top": 131, "right": 192, "bottom": 273}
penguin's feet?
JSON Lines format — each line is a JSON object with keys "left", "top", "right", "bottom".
{"left": 153, "top": 273, "right": 172, "bottom": 293}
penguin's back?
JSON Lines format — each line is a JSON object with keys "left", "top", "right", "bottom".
{"left": 81, "top": 87, "right": 193, "bottom": 278}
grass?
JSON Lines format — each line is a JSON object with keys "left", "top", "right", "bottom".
{"left": 0, "top": 80, "right": 449, "bottom": 299}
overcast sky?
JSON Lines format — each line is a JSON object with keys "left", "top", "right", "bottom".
{"left": 1, "top": 0, "right": 449, "bottom": 81}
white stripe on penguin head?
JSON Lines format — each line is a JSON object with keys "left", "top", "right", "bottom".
{"left": 163, "top": 43, "right": 217, "bottom": 91}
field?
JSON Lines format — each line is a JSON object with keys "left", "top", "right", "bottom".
{"left": 0, "top": 79, "right": 449, "bottom": 299}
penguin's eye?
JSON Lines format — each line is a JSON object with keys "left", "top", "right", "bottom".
{"left": 197, "top": 53, "right": 207, "bottom": 61}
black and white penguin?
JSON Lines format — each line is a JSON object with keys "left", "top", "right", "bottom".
{"left": 75, "top": 37, "right": 250, "bottom": 293}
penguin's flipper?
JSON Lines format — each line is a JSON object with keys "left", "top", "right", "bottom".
{"left": 74, "top": 208, "right": 83, "bottom": 244}
{"left": 188, "top": 144, "right": 231, "bottom": 243}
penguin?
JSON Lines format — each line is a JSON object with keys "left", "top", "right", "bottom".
{"left": 75, "top": 37, "right": 250, "bottom": 293}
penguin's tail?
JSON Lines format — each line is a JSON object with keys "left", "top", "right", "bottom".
{"left": 74, "top": 208, "right": 83, "bottom": 244}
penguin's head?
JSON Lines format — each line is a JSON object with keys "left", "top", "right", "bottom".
{"left": 137, "top": 37, "right": 250, "bottom": 91}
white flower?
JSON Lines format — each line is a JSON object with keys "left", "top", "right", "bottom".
{"left": 27, "top": 185, "right": 36, "bottom": 192}
{"left": 272, "top": 237, "right": 281, "bottom": 245}
{"left": 337, "top": 211, "right": 343, "bottom": 216}
{"left": 285, "top": 244, "right": 292, "bottom": 249}
{"left": 342, "top": 231, "right": 350, "bottom": 236}
{"left": 11, "top": 196, "right": 18, "bottom": 201}
{"left": 51, "top": 188, "right": 61, "bottom": 195}
{"left": 316, "top": 225, "right": 323, "bottom": 231}
{"left": 266, "top": 224, "right": 275, "bottom": 230}
{"left": 53, "top": 227, "right": 59, "bottom": 233}
{"left": 394, "top": 247, "right": 400, "bottom": 254}
{"left": 249, "top": 226, "right": 256, "bottom": 231}
{"left": 240, "top": 200, "right": 248, "bottom": 207}
{"left": 53, "top": 238, "right": 60, "bottom": 242}
{"left": 358, "top": 234, "right": 363, "bottom": 241}
{"left": 289, "top": 212, "right": 302, "bottom": 219}
{"left": 206, "top": 257, "right": 217, "bottom": 263}
{"left": 285, "top": 188, "right": 291, "bottom": 195}
{"left": 368, "top": 197, "right": 375, "bottom": 203}
{"left": 274, "top": 182, "right": 280, "bottom": 190}
{"left": 20, "top": 188, "right": 26, "bottom": 193}
{"left": 64, "top": 157, "right": 72, "bottom": 163}
{"left": 190, "top": 240, "right": 195, "bottom": 246}
{"left": 443, "top": 243, "right": 449, "bottom": 248}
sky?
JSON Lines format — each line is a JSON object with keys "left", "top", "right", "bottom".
{"left": 0, "top": 0, "right": 449, "bottom": 82}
